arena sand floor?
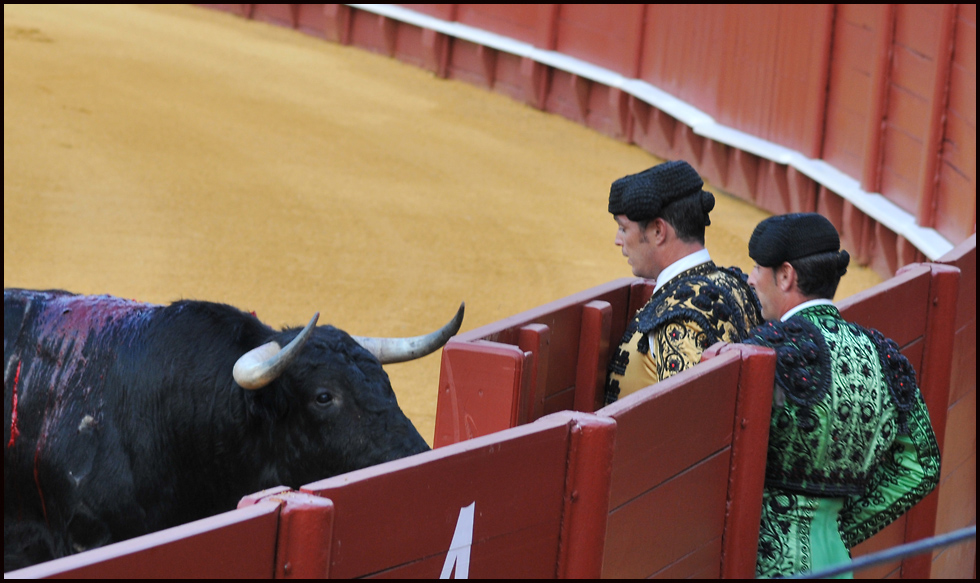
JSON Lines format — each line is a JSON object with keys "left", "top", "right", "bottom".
{"left": 3, "top": 4, "right": 882, "bottom": 445}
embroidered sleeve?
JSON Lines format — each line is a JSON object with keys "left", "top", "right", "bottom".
{"left": 837, "top": 391, "right": 941, "bottom": 548}
{"left": 649, "top": 318, "right": 708, "bottom": 381}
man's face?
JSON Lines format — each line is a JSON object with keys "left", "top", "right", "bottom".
{"left": 748, "top": 264, "right": 780, "bottom": 321}
{"left": 614, "top": 215, "right": 660, "bottom": 279}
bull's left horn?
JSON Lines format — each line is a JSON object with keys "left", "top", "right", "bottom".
{"left": 233, "top": 313, "right": 319, "bottom": 390}
{"left": 351, "top": 302, "right": 464, "bottom": 364}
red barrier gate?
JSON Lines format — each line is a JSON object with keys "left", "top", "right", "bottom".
{"left": 7, "top": 256, "right": 968, "bottom": 578}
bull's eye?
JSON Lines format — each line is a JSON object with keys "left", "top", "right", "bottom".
{"left": 315, "top": 391, "right": 334, "bottom": 406}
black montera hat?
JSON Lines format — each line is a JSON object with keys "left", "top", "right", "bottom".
{"left": 748, "top": 213, "right": 841, "bottom": 267}
{"left": 608, "top": 160, "right": 705, "bottom": 222}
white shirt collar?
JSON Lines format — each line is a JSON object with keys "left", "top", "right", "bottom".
{"left": 780, "top": 298, "right": 835, "bottom": 321}
{"left": 654, "top": 249, "right": 712, "bottom": 292}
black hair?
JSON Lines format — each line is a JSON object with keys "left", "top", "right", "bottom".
{"left": 789, "top": 250, "right": 851, "bottom": 299}
{"left": 660, "top": 190, "right": 715, "bottom": 245}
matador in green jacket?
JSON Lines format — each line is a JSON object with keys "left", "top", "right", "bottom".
{"left": 742, "top": 213, "right": 940, "bottom": 578}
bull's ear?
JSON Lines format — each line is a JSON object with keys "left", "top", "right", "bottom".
{"left": 233, "top": 313, "right": 319, "bottom": 389}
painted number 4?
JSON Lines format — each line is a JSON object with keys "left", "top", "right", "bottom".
{"left": 440, "top": 502, "right": 475, "bottom": 579}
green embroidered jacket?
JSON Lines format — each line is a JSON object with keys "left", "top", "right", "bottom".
{"left": 745, "top": 304, "right": 941, "bottom": 548}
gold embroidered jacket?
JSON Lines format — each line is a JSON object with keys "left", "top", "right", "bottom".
{"left": 605, "top": 262, "right": 762, "bottom": 403}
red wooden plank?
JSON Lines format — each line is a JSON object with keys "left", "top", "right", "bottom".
{"left": 931, "top": 537, "right": 978, "bottom": 579}
{"left": 894, "top": 4, "right": 946, "bottom": 58}
{"left": 390, "top": 20, "right": 430, "bottom": 70}
{"left": 523, "top": 315, "right": 575, "bottom": 402}
{"left": 488, "top": 50, "right": 527, "bottom": 103}
{"left": 302, "top": 419, "right": 573, "bottom": 578}
{"left": 6, "top": 502, "right": 281, "bottom": 579}
{"left": 640, "top": 5, "right": 724, "bottom": 117}
{"left": 599, "top": 355, "right": 739, "bottom": 509}
{"left": 455, "top": 4, "right": 556, "bottom": 48}
{"left": 552, "top": 411, "right": 617, "bottom": 579}
{"left": 518, "top": 323, "right": 551, "bottom": 422}
{"left": 901, "top": 337, "right": 925, "bottom": 379}
{"left": 879, "top": 126, "right": 925, "bottom": 215}
{"left": 251, "top": 4, "right": 296, "bottom": 28}
{"left": 350, "top": 522, "right": 564, "bottom": 578}
{"left": 397, "top": 4, "right": 457, "bottom": 21}
{"left": 940, "top": 234, "right": 977, "bottom": 330}
{"left": 934, "top": 444, "right": 977, "bottom": 535}
{"left": 589, "top": 85, "right": 631, "bottom": 141}
{"left": 553, "top": 4, "right": 645, "bottom": 77}
{"left": 542, "top": 385, "right": 575, "bottom": 418}
{"left": 295, "top": 3, "right": 328, "bottom": 38}
{"left": 899, "top": 264, "right": 958, "bottom": 578}
{"left": 887, "top": 67, "right": 933, "bottom": 140}
{"left": 837, "top": 264, "right": 930, "bottom": 347}
{"left": 917, "top": 264, "right": 960, "bottom": 437}
{"left": 274, "top": 493, "right": 334, "bottom": 579}
{"left": 851, "top": 515, "right": 907, "bottom": 579}
{"left": 773, "top": 4, "right": 834, "bottom": 159}
{"left": 322, "top": 4, "right": 352, "bottom": 44}
{"left": 435, "top": 340, "right": 526, "bottom": 447}
{"left": 720, "top": 345, "right": 776, "bottom": 579}
{"left": 454, "top": 278, "right": 633, "bottom": 344}
{"left": 575, "top": 300, "right": 612, "bottom": 413}
{"left": 651, "top": 536, "right": 723, "bottom": 579}
{"left": 949, "top": 320, "right": 976, "bottom": 403}
{"left": 446, "top": 37, "right": 495, "bottom": 89}
{"left": 238, "top": 489, "right": 336, "bottom": 578}
{"left": 936, "top": 153, "right": 977, "bottom": 243}
{"left": 602, "top": 451, "right": 730, "bottom": 579}
{"left": 347, "top": 8, "right": 393, "bottom": 56}
{"left": 915, "top": 5, "right": 957, "bottom": 229}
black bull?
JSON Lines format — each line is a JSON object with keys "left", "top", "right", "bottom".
{"left": 4, "top": 289, "right": 462, "bottom": 571}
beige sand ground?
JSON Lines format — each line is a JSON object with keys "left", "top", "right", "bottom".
{"left": 3, "top": 4, "right": 881, "bottom": 445}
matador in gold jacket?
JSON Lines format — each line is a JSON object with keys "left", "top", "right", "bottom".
{"left": 604, "top": 161, "right": 762, "bottom": 404}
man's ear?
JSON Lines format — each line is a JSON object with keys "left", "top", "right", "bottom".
{"left": 649, "top": 217, "right": 669, "bottom": 245}
{"left": 776, "top": 262, "right": 797, "bottom": 292}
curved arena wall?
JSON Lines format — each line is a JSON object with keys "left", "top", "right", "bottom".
{"left": 206, "top": 3, "right": 975, "bottom": 280}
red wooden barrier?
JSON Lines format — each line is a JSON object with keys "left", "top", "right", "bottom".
{"left": 6, "top": 414, "right": 616, "bottom": 579}
{"left": 932, "top": 235, "right": 977, "bottom": 578}
{"left": 238, "top": 490, "right": 335, "bottom": 579}
{"left": 435, "top": 278, "right": 651, "bottom": 447}
{"left": 437, "top": 277, "right": 773, "bottom": 577}
{"left": 4, "top": 499, "right": 283, "bottom": 578}
{"left": 598, "top": 345, "right": 774, "bottom": 578}
{"left": 837, "top": 263, "right": 960, "bottom": 578}
{"left": 297, "top": 411, "right": 616, "bottom": 578}
{"left": 7, "top": 255, "right": 969, "bottom": 578}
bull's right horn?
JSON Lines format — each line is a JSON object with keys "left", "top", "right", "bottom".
{"left": 350, "top": 302, "right": 464, "bottom": 364}
{"left": 233, "top": 312, "right": 319, "bottom": 390}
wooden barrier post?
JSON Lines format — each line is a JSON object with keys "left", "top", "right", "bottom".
{"left": 240, "top": 490, "right": 336, "bottom": 579}
{"left": 899, "top": 263, "right": 960, "bottom": 579}
{"left": 547, "top": 411, "right": 617, "bottom": 578}
{"left": 715, "top": 344, "right": 775, "bottom": 579}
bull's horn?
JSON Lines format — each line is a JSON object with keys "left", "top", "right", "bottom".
{"left": 233, "top": 313, "right": 319, "bottom": 390}
{"left": 351, "top": 302, "right": 464, "bottom": 364}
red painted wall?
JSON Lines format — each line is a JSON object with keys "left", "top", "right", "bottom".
{"left": 385, "top": 4, "right": 976, "bottom": 252}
